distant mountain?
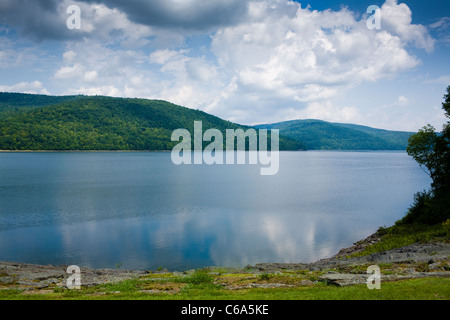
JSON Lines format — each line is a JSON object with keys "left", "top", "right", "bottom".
{"left": 0, "top": 92, "right": 302, "bottom": 151}
{"left": 256, "top": 119, "right": 414, "bottom": 150}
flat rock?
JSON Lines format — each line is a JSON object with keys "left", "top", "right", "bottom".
{"left": 0, "top": 261, "right": 148, "bottom": 289}
{"left": 255, "top": 242, "right": 450, "bottom": 272}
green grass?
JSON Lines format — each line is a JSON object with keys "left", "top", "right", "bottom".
{"left": 346, "top": 221, "right": 449, "bottom": 258}
{"left": 1, "top": 277, "right": 448, "bottom": 300}
{"left": 181, "top": 269, "right": 215, "bottom": 285}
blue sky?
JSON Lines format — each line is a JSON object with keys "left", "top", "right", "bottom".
{"left": 0, "top": 0, "right": 449, "bottom": 131}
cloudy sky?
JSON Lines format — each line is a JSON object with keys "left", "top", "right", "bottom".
{"left": 0, "top": 0, "right": 449, "bottom": 131}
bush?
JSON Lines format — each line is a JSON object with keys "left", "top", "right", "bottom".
{"left": 400, "top": 190, "right": 434, "bottom": 224}
{"left": 259, "top": 273, "right": 272, "bottom": 281}
{"left": 185, "top": 269, "right": 214, "bottom": 285}
{"left": 398, "top": 190, "right": 449, "bottom": 225}
{"left": 443, "top": 219, "right": 450, "bottom": 238}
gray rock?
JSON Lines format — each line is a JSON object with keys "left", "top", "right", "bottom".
{"left": 319, "top": 273, "right": 367, "bottom": 286}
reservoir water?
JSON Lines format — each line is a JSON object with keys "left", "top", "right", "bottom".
{"left": 0, "top": 151, "right": 431, "bottom": 271}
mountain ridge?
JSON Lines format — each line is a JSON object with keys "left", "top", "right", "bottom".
{"left": 0, "top": 92, "right": 413, "bottom": 151}
{"left": 256, "top": 119, "right": 413, "bottom": 150}
{"left": 0, "top": 92, "right": 302, "bottom": 151}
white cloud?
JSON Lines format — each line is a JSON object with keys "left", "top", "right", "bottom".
{"left": 380, "top": 0, "right": 435, "bottom": 52}
{"left": 80, "top": 2, "right": 154, "bottom": 45}
{"left": 54, "top": 64, "right": 83, "bottom": 79}
{"left": 0, "top": 81, "right": 49, "bottom": 95}
{"left": 149, "top": 49, "right": 188, "bottom": 65}
{"left": 83, "top": 70, "right": 98, "bottom": 82}
{"left": 284, "top": 101, "right": 363, "bottom": 124}
{"left": 380, "top": 95, "right": 410, "bottom": 110}
{"left": 62, "top": 50, "right": 77, "bottom": 62}
{"left": 205, "top": 0, "right": 427, "bottom": 124}
{"left": 53, "top": 39, "right": 152, "bottom": 97}
{"left": 71, "top": 85, "right": 122, "bottom": 97}
{"left": 396, "top": 95, "right": 409, "bottom": 106}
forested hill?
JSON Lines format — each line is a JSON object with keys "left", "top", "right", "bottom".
{"left": 256, "top": 119, "right": 414, "bottom": 150}
{"left": 0, "top": 92, "right": 413, "bottom": 151}
{"left": 0, "top": 92, "right": 302, "bottom": 151}
{"left": 0, "top": 92, "right": 84, "bottom": 111}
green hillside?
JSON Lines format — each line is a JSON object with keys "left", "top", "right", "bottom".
{"left": 0, "top": 93, "right": 414, "bottom": 151}
{"left": 0, "top": 92, "right": 302, "bottom": 151}
{"left": 0, "top": 92, "right": 83, "bottom": 112}
{"left": 256, "top": 119, "right": 414, "bottom": 150}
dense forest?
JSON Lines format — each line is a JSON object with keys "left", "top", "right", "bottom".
{"left": 0, "top": 92, "right": 413, "bottom": 151}
{"left": 0, "top": 93, "right": 302, "bottom": 151}
{"left": 257, "top": 119, "right": 413, "bottom": 150}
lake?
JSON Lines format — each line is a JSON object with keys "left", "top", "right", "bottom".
{"left": 0, "top": 151, "right": 431, "bottom": 271}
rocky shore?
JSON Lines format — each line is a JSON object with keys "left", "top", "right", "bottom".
{"left": 1, "top": 233, "right": 449, "bottom": 291}
{"left": 255, "top": 239, "right": 450, "bottom": 286}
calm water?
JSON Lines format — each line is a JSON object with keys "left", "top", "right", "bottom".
{"left": 0, "top": 151, "right": 430, "bottom": 271}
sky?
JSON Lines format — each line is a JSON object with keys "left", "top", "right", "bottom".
{"left": 0, "top": 0, "right": 449, "bottom": 132}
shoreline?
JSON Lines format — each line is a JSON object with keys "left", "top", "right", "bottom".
{"left": 0, "top": 150, "right": 173, "bottom": 153}
{"left": 0, "top": 150, "right": 406, "bottom": 152}
{"left": 1, "top": 232, "right": 449, "bottom": 290}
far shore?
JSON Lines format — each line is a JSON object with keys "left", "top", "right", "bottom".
{"left": 0, "top": 149, "right": 406, "bottom": 153}
{"left": 0, "top": 149, "right": 173, "bottom": 152}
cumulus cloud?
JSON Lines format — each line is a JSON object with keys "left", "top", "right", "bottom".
{"left": 53, "top": 39, "right": 151, "bottom": 96}
{"left": 206, "top": 0, "right": 428, "bottom": 124}
{"left": 70, "top": 85, "right": 121, "bottom": 97}
{"left": 54, "top": 63, "right": 83, "bottom": 79}
{"left": 380, "top": 0, "right": 435, "bottom": 52}
{"left": 0, "top": 80, "right": 49, "bottom": 94}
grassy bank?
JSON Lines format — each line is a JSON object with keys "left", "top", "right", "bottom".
{"left": 1, "top": 274, "right": 448, "bottom": 300}
{"left": 345, "top": 219, "right": 450, "bottom": 259}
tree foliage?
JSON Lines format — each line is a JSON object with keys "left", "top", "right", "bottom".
{"left": 406, "top": 124, "right": 440, "bottom": 179}
{"left": 257, "top": 119, "right": 413, "bottom": 150}
{"left": 402, "top": 86, "right": 450, "bottom": 224}
{"left": 0, "top": 93, "right": 303, "bottom": 151}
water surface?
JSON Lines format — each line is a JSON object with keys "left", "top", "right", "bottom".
{"left": 0, "top": 151, "right": 431, "bottom": 270}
